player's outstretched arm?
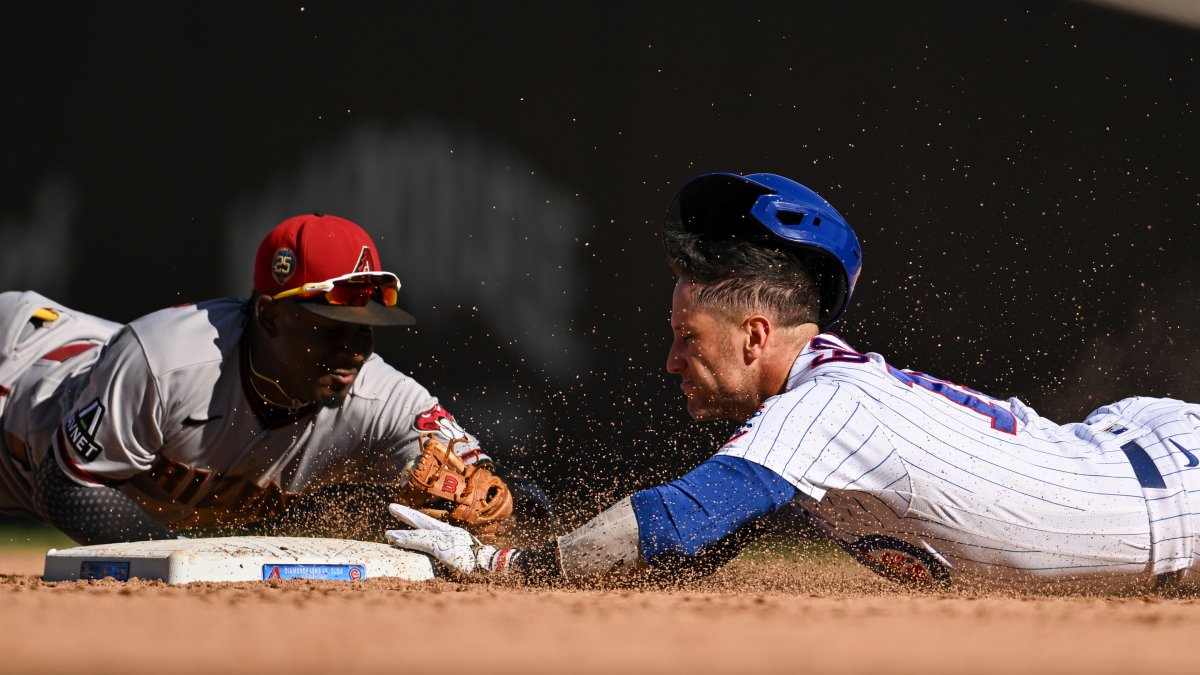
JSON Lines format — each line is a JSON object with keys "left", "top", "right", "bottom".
{"left": 32, "top": 454, "right": 176, "bottom": 545}
{"left": 386, "top": 455, "right": 799, "bottom": 582}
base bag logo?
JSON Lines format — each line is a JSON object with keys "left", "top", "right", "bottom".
{"left": 263, "top": 564, "right": 366, "bottom": 581}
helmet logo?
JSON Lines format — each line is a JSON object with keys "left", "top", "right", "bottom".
{"left": 271, "top": 249, "right": 296, "bottom": 285}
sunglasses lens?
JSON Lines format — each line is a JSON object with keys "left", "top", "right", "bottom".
{"left": 324, "top": 283, "right": 373, "bottom": 307}
{"left": 323, "top": 276, "right": 400, "bottom": 307}
{"left": 380, "top": 285, "right": 398, "bottom": 307}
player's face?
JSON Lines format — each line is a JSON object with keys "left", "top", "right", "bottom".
{"left": 270, "top": 300, "right": 375, "bottom": 408}
{"left": 666, "top": 278, "right": 756, "bottom": 421}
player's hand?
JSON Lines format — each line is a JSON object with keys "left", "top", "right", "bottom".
{"left": 385, "top": 503, "right": 514, "bottom": 575}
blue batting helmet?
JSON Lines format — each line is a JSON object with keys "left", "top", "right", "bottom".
{"left": 663, "top": 172, "right": 862, "bottom": 328}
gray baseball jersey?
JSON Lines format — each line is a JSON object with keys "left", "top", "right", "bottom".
{"left": 718, "top": 333, "right": 1200, "bottom": 588}
{"left": 0, "top": 291, "right": 489, "bottom": 529}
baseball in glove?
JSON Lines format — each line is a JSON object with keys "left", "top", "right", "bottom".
{"left": 397, "top": 433, "right": 515, "bottom": 539}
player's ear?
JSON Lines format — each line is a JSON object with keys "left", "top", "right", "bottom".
{"left": 743, "top": 315, "right": 770, "bottom": 363}
{"left": 252, "top": 294, "right": 281, "bottom": 337}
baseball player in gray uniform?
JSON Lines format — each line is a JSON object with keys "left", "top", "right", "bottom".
{"left": 387, "top": 172, "right": 1200, "bottom": 592}
{"left": 0, "top": 213, "right": 539, "bottom": 545}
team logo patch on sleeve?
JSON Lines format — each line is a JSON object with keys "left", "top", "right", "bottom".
{"left": 725, "top": 406, "right": 764, "bottom": 446}
{"left": 63, "top": 399, "right": 106, "bottom": 462}
{"left": 414, "top": 403, "right": 489, "bottom": 464}
{"left": 413, "top": 404, "right": 468, "bottom": 441}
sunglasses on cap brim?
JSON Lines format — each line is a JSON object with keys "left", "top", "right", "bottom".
{"left": 272, "top": 271, "right": 401, "bottom": 307}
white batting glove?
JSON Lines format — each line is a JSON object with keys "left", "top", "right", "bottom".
{"left": 385, "top": 503, "right": 517, "bottom": 575}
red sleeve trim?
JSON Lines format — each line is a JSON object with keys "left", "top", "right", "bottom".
{"left": 40, "top": 342, "right": 98, "bottom": 362}
{"left": 53, "top": 428, "right": 124, "bottom": 488}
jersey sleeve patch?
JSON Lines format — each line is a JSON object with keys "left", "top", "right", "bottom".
{"left": 413, "top": 403, "right": 468, "bottom": 439}
{"left": 412, "top": 403, "right": 490, "bottom": 465}
{"left": 63, "top": 399, "right": 106, "bottom": 462}
{"left": 724, "top": 406, "right": 764, "bottom": 446}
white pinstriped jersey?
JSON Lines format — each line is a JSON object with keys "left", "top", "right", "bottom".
{"left": 718, "top": 333, "right": 1200, "bottom": 588}
{"left": 0, "top": 291, "right": 489, "bottom": 528}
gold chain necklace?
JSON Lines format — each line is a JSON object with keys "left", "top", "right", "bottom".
{"left": 246, "top": 351, "right": 307, "bottom": 414}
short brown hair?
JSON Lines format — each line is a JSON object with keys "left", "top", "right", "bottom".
{"left": 665, "top": 229, "right": 820, "bottom": 327}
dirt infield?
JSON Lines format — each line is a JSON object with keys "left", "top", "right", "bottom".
{"left": 4, "top": 548, "right": 1200, "bottom": 675}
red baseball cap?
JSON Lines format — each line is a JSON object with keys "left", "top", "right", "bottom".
{"left": 253, "top": 213, "right": 416, "bottom": 326}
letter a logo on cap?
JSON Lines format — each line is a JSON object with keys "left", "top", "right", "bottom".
{"left": 352, "top": 246, "right": 373, "bottom": 274}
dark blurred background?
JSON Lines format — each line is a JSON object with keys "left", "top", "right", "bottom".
{"left": 1, "top": 0, "right": 1197, "bottom": 524}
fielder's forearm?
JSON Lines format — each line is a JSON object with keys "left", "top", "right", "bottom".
{"left": 33, "top": 453, "right": 176, "bottom": 545}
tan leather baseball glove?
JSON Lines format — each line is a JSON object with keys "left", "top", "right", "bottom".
{"left": 396, "top": 433, "right": 514, "bottom": 539}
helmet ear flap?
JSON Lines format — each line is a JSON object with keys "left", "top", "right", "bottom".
{"left": 799, "top": 252, "right": 849, "bottom": 329}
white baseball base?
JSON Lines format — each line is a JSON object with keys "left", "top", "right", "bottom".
{"left": 43, "top": 536, "right": 436, "bottom": 584}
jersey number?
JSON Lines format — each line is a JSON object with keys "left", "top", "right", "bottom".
{"left": 809, "top": 337, "right": 1018, "bottom": 435}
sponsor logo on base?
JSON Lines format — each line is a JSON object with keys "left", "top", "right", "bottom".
{"left": 262, "top": 564, "right": 367, "bottom": 581}
{"left": 80, "top": 561, "right": 130, "bottom": 581}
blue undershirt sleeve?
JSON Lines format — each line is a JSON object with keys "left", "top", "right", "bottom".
{"left": 631, "top": 455, "right": 798, "bottom": 566}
